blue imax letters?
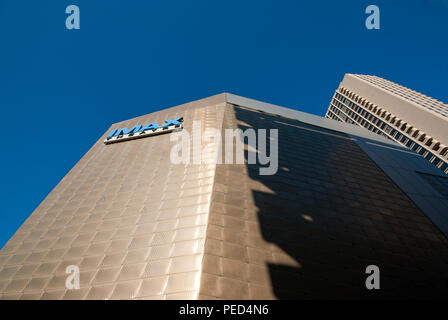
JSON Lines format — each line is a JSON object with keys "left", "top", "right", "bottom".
{"left": 162, "top": 117, "right": 183, "bottom": 128}
{"left": 104, "top": 117, "right": 183, "bottom": 144}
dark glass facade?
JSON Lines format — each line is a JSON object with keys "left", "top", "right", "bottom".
{"left": 199, "top": 104, "right": 448, "bottom": 299}
{"left": 1, "top": 94, "right": 448, "bottom": 299}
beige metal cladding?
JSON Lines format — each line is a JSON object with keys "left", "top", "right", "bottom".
{"left": 0, "top": 94, "right": 227, "bottom": 300}
{"left": 1, "top": 93, "right": 448, "bottom": 300}
{"left": 199, "top": 103, "right": 448, "bottom": 299}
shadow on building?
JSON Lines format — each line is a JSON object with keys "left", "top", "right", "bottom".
{"left": 232, "top": 106, "right": 448, "bottom": 299}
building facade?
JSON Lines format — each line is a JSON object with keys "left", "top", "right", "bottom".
{"left": 1, "top": 93, "right": 448, "bottom": 299}
{"left": 326, "top": 74, "right": 448, "bottom": 174}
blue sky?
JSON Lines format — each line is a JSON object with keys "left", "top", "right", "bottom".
{"left": 1, "top": 0, "right": 447, "bottom": 248}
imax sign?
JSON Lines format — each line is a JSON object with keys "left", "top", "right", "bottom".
{"left": 104, "top": 117, "right": 183, "bottom": 144}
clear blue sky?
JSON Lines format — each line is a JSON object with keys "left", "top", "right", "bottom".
{"left": 1, "top": 0, "right": 447, "bottom": 249}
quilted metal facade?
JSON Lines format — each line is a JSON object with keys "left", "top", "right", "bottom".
{"left": 0, "top": 94, "right": 226, "bottom": 300}
{"left": 1, "top": 93, "right": 448, "bottom": 299}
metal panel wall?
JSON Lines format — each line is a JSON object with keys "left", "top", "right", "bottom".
{"left": 0, "top": 94, "right": 226, "bottom": 300}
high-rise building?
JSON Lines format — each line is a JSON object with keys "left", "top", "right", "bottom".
{"left": 1, "top": 93, "right": 448, "bottom": 299}
{"left": 326, "top": 74, "right": 448, "bottom": 175}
